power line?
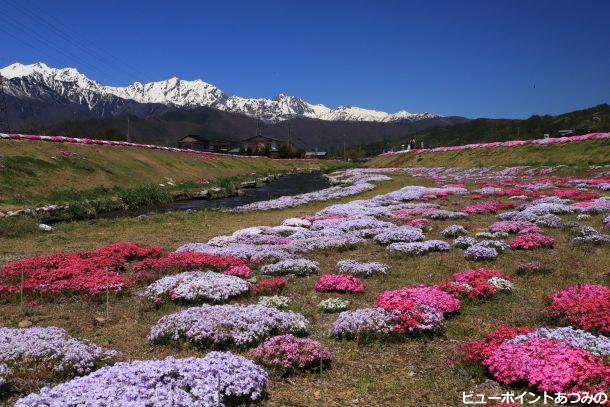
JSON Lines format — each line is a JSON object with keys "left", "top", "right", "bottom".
{"left": 0, "top": 12, "right": 124, "bottom": 83}
{"left": 7, "top": 0, "right": 153, "bottom": 84}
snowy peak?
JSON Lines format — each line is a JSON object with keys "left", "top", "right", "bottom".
{"left": 1, "top": 62, "right": 441, "bottom": 123}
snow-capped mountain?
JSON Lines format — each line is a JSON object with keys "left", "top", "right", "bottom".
{"left": 1, "top": 62, "right": 440, "bottom": 123}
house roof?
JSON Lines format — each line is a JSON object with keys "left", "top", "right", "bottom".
{"left": 177, "top": 134, "right": 209, "bottom": 142}
{"left": 305, "top": 151, "right": 327, "bottom": 156}
{"left": 241, "top": 134, "right": 282, "bottom": 143}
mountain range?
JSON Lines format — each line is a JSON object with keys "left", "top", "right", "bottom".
{"left": 1, "top": 62, "right": 468, "bottom": 151}
{"left": 1, "top": 62, "right": 439, "bottom": 124}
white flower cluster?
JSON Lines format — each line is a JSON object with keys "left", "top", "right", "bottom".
{"left": 487, "top": 277, "right": 514, "bottom": 292}
{"left": 258, "top": 295, "right": 292, "bottom": 309}
{"left": 318, "top": 298, "right": 350, "bottom": 313}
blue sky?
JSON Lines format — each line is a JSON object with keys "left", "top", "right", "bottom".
{"left": 1, "top": 0, "right": 609, "bottom": 118}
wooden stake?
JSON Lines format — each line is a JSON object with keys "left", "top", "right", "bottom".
{"left": 105, "top": 268, "right": 109, "bottom": 319}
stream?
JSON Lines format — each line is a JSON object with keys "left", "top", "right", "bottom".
{"left": 101, "top": 172, "right": 331, "bottom": 218}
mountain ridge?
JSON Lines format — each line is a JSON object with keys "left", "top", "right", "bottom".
{"left": 1, "top": 62, "right": 440, "bottom": 123}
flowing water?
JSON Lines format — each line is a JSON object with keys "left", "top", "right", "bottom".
{"left": 101, "top": 172, "right": 331, "bottom": 218}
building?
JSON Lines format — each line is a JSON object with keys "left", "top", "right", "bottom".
{"left": 240, "top": 134, "right": 282, "bottom": 157}
{"left": 177, "top": 135, "right": 235, "bottom": 153}
{"left": 304, "top": 151, "right": 328, "bottom": 159}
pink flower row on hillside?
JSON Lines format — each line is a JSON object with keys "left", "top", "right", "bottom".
{"left": 378, "top": 132, "right": 609, "bottom": 156}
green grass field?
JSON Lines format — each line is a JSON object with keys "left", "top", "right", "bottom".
{"left": 367, "top": 138, "right": 610, "bottom": 168}
{"left": 0, "top": 172, "right": 607, "bottom": 406}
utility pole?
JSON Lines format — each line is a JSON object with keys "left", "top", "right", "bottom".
{"left": 127, "top": 116, "right": 131, "bottom": 142}
{"left": 0, "top": 72, "right": 11, "bottom": 133}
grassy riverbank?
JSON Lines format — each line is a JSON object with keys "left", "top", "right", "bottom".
{"left": 367, "top": 138, "right": 610, "bottom": 168}
{"left": 0, "top": 139, "right": 338, "bottom": 210}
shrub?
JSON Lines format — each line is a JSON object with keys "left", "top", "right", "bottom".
{"left": 258, "top": 295, "right": 292, "bottom": 309}
{"left": 373, "top": 227, "right": 425, "bottom": 245}
{"left": 249, "top": 334, "right": 331, "bottom": 374}
{"left": 460, "top": 326, "right": 531, "bottom": 363}
{"left": 0, "top": 242, "right": 162, "bottom": 296}
{"left": 387, "top": 240, "right": 450, "bottom": 256}
{"left": 315, "top": 275, "right": 365, "bottom": 294}
{"left": 148, "top": 304, "right": 309, "bottom": 348}
{"left": 132, "top": 252, "right": 247, "bottom": 275}
{"left": 509, "top": 233, "right": 555, "bottom": 250}
{"left": 485, "top": 337, "right": 609, "bottom": 394}
{"left": 441, "top": 269, "right": 513, "bottom": 300}
{"left": 15, "top": 352, "right": 268, "bottom": 406}
{"left": 332, "top": 308, "right": 401, "bottom": 339}
{"left": 318, "top": 298, "right": 350, "bottom": 313}
{"left": 260, "top": 259, "right": 320, "bottom": 276}
{"left": 516, "top": 262, "right": 550, "bottom": 274}
{"left": 142, "top": 271, "right": 248, "bottom": 303}
{"left": 546, "top": 284, "right": 610, "bottom": 334}
{"left": 336, "top": 259, "right": 388, "bottom": 277}
{"left": 441, "top": 224, "right": 468, "bottom": 238}
{"left": 0, "top": 326, "right": 119, "bottom": 385}
{"left": 250, "top": 278, "right": 288, "bottom": 295}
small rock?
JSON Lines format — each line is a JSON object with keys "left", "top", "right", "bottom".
{"left": 38, "top": 223, "right": 53, "bottom": 232}
{"left": 136, "top": 214, "right": 149, "bottom": 220}
{"left": 247, "top": 277, "right": 258, "bottom": 284}
{"left": 18, "top": 320, "right": 33, "bottom": 328}
{"left": 94, "top": 316, "right": 109, "bottom": 325}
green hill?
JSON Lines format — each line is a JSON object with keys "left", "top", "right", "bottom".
{"left": 364, "top": 104, "right": 610, "bottom": 155}
{"left": 367, "top": 138, "right": 610, "bottom": 168}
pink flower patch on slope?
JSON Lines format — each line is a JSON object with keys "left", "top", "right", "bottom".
{"left": 546, "top": 284, "right": 610, "bottom": 335}
{"left": 484, "top": 338, "right": 610, "bottom": 394}
{"left": 315, "top": 274, "right": 365, "bottom": 293}
{"left": 509, "top": 233, "right": 555, "bottom": 250}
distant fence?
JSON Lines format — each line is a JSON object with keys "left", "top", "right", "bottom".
{"left": 378, "top": 132, "right": 610, "bottom": 157}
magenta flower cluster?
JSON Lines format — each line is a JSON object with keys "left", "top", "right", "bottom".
{"left": 249, "top": 334, "right": 331, "bottom": 373}
{"left": 509, "top": 232, "right": 555, "bottom": 250}
{"left": 315, "top": 274, "right": 365, "bottom": 293}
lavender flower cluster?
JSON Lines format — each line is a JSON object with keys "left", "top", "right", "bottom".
{"left": 498, "top": 199, "right": 568, "bottom": 228}
{"left": 387, "top": 240, "right": 451, "bottom": 256}
{"left": 142, "top": 271, "right": 249, "bottom": 303}
{"left": 336, "top": 259, "right": 389, "bottom": 277}
{"left": 177, "top": 184, "right": 467, "bottom": 277}
{"left": 464, "top": 244, "right": 499, "bottom": 261}
{"left": 0, "top": 326, "right": 119, "bottom": 377}
{"left": 332, "top": 308, "right": 400, "bottom": 338}
{"left": 260, "top": 259, "right": 320, "bottom": 276}
{"left": 568, "top": 224, "right": 610, "bottom": 245}
{"left": 373, "top": 226, "right": 425, "bottom": 245}
{"left": 148, "top": 304, "right": 309, "bottom": 348}
{"left": 510, "top": 327, "right": 610, "bottom": 357}
{"left": 441, "top": 224, "right": 468, "bottom": 238}
{"left": 15, "top": 352, "right": 268, "bottom": 407}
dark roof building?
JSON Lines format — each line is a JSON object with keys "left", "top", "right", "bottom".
{"left": 241, "top": 134, "right": 282, "bottom": 156}
{"left": 177, "top": 134, "right": 235, "bottom": 153}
